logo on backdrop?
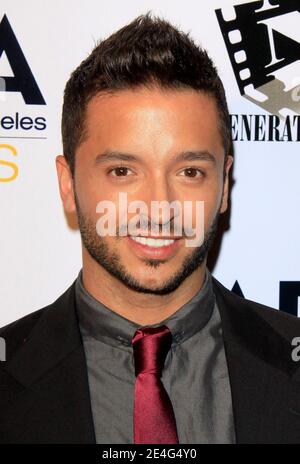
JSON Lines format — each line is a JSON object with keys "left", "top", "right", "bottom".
{"left": 0, "top": 14, "right": 47, "bottom": 182}
{"left": 232, "top": 279, "right": 300, "bottom": 317}
{"left": 0, "top": 14, "right": 45, "bottom": 105}
{"left": 216, "top": 0, "right": 300, "bottom": 141}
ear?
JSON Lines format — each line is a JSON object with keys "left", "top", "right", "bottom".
{"left": 219, "top": 155, "right": 233, "bottom": 214}
{"left": 55, "top": 155, "right": 76, "bottom": 213}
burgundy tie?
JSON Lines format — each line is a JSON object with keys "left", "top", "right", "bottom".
{"left": 131, "top": 325, "right": 179, "bottom": 444}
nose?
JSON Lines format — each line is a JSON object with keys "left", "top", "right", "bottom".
{"left": 141, "top": 175, "right": 181, "bottom": 235}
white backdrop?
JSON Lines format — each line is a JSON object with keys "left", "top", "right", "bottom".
{"left": 1, "top": 0, "right": 299, "bottom": 326}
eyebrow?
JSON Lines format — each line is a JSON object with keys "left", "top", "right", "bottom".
{"left": 95, "top": 150, "right": 216, "bottom": 165}
{"left": 174, "top": 150, "right": 216, "bottom": 164}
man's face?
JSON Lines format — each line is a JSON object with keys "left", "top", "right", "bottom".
{"left": 58, "top": 87, "right": 233, "bottom": 295}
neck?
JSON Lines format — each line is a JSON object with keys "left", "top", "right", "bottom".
{"left": 81, "top": 250, "right": 207, "bottom": 325}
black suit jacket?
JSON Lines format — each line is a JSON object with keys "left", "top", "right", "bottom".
{"left": 1, "top": 276, "right": 300, "bottom": 443}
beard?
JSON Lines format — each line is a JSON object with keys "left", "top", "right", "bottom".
{"left": 75, "top": 191, "right": 220, "bottom": 296}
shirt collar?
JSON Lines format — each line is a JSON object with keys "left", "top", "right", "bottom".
{"left": 75, "top": 268, "right": 215, "bottom": 349}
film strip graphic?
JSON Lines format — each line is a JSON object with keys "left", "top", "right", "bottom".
{"left": 216, "top": 0, "right": 300, "bottom": 116}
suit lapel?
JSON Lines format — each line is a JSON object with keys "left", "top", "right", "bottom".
{"left": 212, "top": 276, "right": 300, "bottom": 443}
{"left": 0, "top": 281, "right": 96, "bottom": 443}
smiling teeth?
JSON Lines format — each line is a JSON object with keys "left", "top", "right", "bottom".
{"left": 130, "top": 236, "right": 175, "bottom": 247}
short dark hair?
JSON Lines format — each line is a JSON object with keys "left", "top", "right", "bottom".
{"left": 61, "top": 12, "right": 231, "bottom": 176}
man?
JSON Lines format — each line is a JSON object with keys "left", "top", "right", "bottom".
{"left": 1, "top": 13, "right": 300, "bottom": 444}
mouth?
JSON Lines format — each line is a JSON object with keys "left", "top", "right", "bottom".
{"left": 127, "top": 234, "right": 183, "bottom": 259}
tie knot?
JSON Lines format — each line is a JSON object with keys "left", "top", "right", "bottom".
{"left": 131, "top": 325, "right": 172, "bottom": 377}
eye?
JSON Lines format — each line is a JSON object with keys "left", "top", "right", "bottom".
{"left": 178, "top": 167, "right": 204, "bottom": 178}
{"left": 107, "top": 166, "right": 134, "bottom": 177}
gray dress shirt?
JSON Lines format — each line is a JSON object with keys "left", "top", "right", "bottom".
{"left": 75, "top": 268, "right": 236, "bottom": 444}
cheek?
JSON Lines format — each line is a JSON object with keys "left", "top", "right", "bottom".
{"left": 188, "top": 196, "right": 219, "bottom": 248}
{"left": 195, "top": 185, "right": 223, "bottom": 228}
{"left": 75, "top": 174, "right": 117, "bottom": 217}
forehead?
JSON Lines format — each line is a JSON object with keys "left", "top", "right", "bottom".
{"left": 82, "top": 87, "right": 224, "bottom": 160}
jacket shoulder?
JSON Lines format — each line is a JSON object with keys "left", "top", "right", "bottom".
{"left": 0, "top": 282, "right": 76, "bottom": 359}
{"left": 212, "top": 276, "right": 300, "bottom": 338}
{"left": 0, "top": 306, "right": 44, "bottom": 338}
